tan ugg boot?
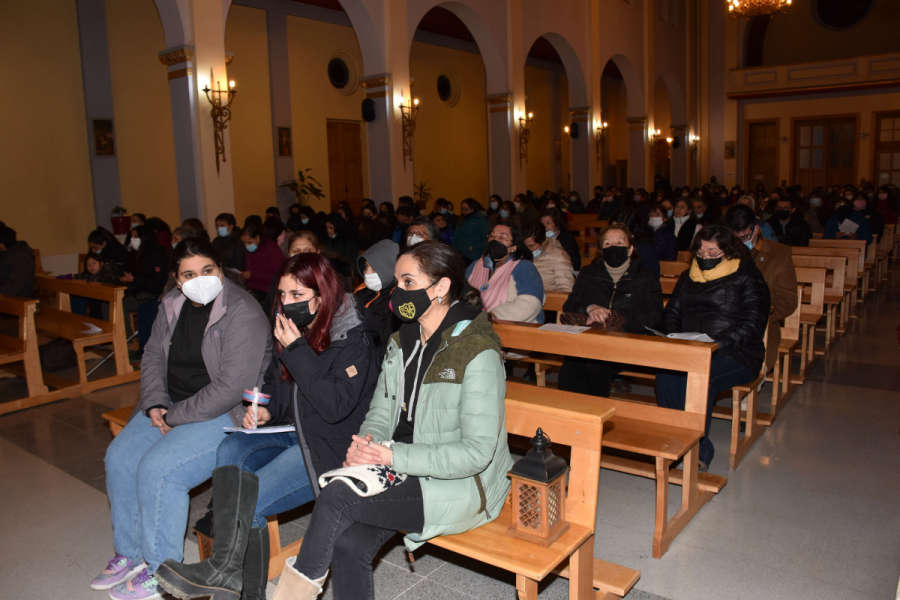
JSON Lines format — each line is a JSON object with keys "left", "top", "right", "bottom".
{"left": 270, "top": 557, "right": 326, "bottom": 600}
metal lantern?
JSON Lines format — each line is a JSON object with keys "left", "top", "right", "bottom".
{"left": 507, "top": 428, "right": 570, "bottom": 548}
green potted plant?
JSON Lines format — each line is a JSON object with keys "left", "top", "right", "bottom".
{"left": 279, "top": 168, "right": 326, "bottom": 206}
{"left": 110, "top": 206, "right": 130, "bottom": 235}
{"left": 414, "top": 181, "right": 433, "bottom": 211}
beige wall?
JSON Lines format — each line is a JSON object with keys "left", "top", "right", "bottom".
{"left": 106, "top": 0, "right": 180, "bottom": 229}
{"left": 601, "top": 76, "right": 630, "bottom": 179}
{"left": 226, "top": 5, "right": 276, "bottom": 222}
{"left": 524, "top": 66, "right": 554, "bottom": 196}
{"left": 742, "top": 90, "right": 900, "bottom": 188}
{"left": 410, "top": 41, "right": 488, "bottom": 209}
{"left": 763, "top": 3, "right": 899, "bottom": 67}
{"left": 286, "top": 17, "right": 369, "bottom": 214}
{"left": 653, "top": 78, "right": 672, "bottom": 137}
{"left": 0, "top": 0, "right": 95, "bottom": 256}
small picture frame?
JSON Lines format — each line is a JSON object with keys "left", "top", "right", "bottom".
{"left": 724, "top": 141, "right": 735, "bottom": 160}
{"left": 93, "top": 119, "right": 115, "bottom": 156}
{"left": 278, "top": 127, "right": 292, "bottom": 157}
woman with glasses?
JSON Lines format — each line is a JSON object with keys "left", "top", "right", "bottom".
{"left": 655, "top": 224, "right": 770, "bottom": 472}
{"left": 465, "top": 221, "right": 545, "bottom": 324}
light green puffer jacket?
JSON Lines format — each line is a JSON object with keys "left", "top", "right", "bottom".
{"left": 358, "top": 310, "right": 513, "bottom": 552}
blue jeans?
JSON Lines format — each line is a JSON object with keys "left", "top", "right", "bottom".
{"left": 215, "top": 431, "right": 314, "bottom": 528}
{"left": 656, "top": 354, "right": 754, "bottom": 465}
{"left": 105, "top": 412, "right": 232, "bottom": 572}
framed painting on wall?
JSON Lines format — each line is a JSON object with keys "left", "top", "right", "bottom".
{"left": 92, "top": 119, "right": 115, "bottom": 156}
{"left": 278, "top": 127, "right": 292, "bottom": 157}
{"left": 724, "top": 141, "right": 735, "bottom": 160}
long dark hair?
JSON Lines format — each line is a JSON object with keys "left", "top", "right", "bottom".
{"left": 689, "top": 223, "right": 749, "bottom": 261}
{"left": 274, "top": 253, "right": 345, "bottom": 356}
{"left": 401, "top": 240, "right": 482, "bottom": 306}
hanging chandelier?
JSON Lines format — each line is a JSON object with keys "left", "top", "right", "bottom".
{"left": 727, "top": 0, "right": 792, "bottom": 18}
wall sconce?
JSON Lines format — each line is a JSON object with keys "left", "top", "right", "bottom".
{"left": 519, "top": 111, "right": 534, "bottom": 165}
{"left": 780, "top": 134, "right": 789, "bottom": 144}
{"left": 564, "top": 126, "right": 570, "bottom": 135}
{"left": 595, "top": 122, "right": 608, "bottom": 170}
{"left": 860, "top": 131, "right": 871, "bottom": 140}
{"left": 650, "top": 128, "right": 662, "bottom": 148}
{"left": 690, "top": 134, "right": 700, "bottom": 159}
{"left": 399, "top": 98, "right": 419, "bottom": 168}
{"left": 201, "top": 69, "right": 237, "bottom": 175}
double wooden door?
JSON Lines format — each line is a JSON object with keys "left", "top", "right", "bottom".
{"left": 326, "top": 121, "right": 364, "bottom": 214}
{"left": 747, "top": 121, "right": 777, "bottom": 191}
{"left": 874, "top": 113, "right": 900, "bottom": 187}
{"left": 794, "top": 118, "right": 856, "bottom": 189}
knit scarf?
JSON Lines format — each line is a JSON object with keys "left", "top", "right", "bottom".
{"left": 468, "top": 258, "right": 518, "bottom": 312}
{"left": 689, "top": 257, "right": 740, "bottom": 283}
{"left": 605, "top": 259, "right": 631, "bottom": 283}
{"left": 749, "top": 237, "right": 763, "bottom": 260}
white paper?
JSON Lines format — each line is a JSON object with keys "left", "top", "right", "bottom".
{"left": 537, "top": 323, "right": 590, "bottom": 334}
{"left": 81, "top": 323, "right": 103, "bottom": 334}
{"left": 504, "top": 351, "right": 529, "bottom": 360}
{"left": 666, "top": 332, "right": 715, "bottom": 343}
{"left": 839, "top": 219, "right": 859, "bottom": 235}
{"left": 224, "top": 425, "right": 295, "bottom": 434}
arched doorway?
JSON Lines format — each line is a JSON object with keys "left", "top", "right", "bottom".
{"left": 599, "top": 55, "right": 644, "bottom": 189}
{"left": 653, "top": 76, "right": 673, "bottom": 184}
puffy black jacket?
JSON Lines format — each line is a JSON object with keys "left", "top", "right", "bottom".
{"left": 262, "top": 297, "right": 380, "bottom": 481}
{"left": 355, "top": 283, "right": 400, "bottom": 359}
{"left": 127, "top": 242, "right": 170, "bottom": 297}
{"left": 556, "top": 230, "right": 581, "bottom": 271}
{"left": 563, "top": 256, "right": 664, "bottom": 335}
{"left": 212, "top": 232, "right": 246, "bottom": 272}
{"left": 664, "top": 259, "right": 771, "bottom": 375}
{"left": 767, "top": 212, "right": 811, "bottom": 247}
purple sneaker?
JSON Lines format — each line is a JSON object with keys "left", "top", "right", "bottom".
{"left": 90, "top": 555, "right": 146, "bottom": 590}
{"left": 108, "top": 568, "right": 163, "bottom": 600}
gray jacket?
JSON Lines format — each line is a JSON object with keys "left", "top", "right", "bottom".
{"left": 133, "top": 278, "right": 273, "bottom": 427}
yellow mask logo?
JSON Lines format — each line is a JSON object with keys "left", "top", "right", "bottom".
{"left": 398, "top": 302, "right": 416, "bottom": 320}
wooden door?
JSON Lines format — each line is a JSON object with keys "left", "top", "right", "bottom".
{"left": 326, "top": 121, "right": 364, "bottom": 213}
{"left": 795, "top": 118, "right": 855, "bottom": 189}
{"left": 747, "top": 121, "right": 777, "bottom": 191}
{"left": 874, "top": 113, "right": 900, "bottom": 187}
{"left": 653, "top": 140, "right": 671, "bottom": 181}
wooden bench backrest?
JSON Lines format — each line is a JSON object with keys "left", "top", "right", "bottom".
{"left": 659, "top": 261, "right": 689, "bottom": 278}
{"left": 792, "top": 246, "right": 859, "bottom": 282}
{"left": 78, "top": 253, "right": 87, "bottom": 274}
{"left": 33, "top": 249, "right": 44, "bottom": 274}
{"left": 34, "top": 275, "right": 127, "bottom": 305}
{"left": 781, "top": 286, "right": 803, "bottom": 342}
{"left": 794, "top": 267, "right": 825, "bottom": 316}
{"left": 493, "top": 320, "right": 714, "bottom": 423}
{"left": 791, "top": 255, "right": 845, "bottom": 297}
{"left": 881, "top": 224, "right": 895, "bottom": 252}
{"left": 660, "top": 277, "right": 678, "bottom": 295}
{"left": 0, "top": 295, "right": 39, "bottom": 357}
{"left": 677, "top": 251, "right": 692, "bottom": 263}
{"left": 809, "top": 239, "right": 869, "bottom": 270}
{"left": 544, "top": 292, "right": 567, "bottom": 314}
{"left": 505, "top": 384, "right": 615, "bottom": 528}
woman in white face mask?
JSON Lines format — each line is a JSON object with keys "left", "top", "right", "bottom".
{"left": 647, "top": 203, "right": 678, "bottom": 261}
{"left": 96, "top": 238, "right": 272, "bottom": 600}
{"left": 120, "top": 225, "right": 170, "bottom": 341}
{"left": 354, "top": 239, "right": 401, "bottom": 358}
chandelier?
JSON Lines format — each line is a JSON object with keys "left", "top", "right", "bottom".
{"left": 726, "top": 0, "right": 792, "bottom": 18}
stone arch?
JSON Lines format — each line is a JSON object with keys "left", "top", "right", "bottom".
{"left": 526, "top": 32, "right": 589, "bottom": 107}
{"left": 658, "top": 72, "right": 686, "bottom": 127}
{"left": 335, "top": 0, "right": 383, "bottom": 74}
{"left": 604, "top": 53, "right": 644, "bottom": 118}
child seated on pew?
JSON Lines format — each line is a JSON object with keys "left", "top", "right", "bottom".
{"left": 74, "top": 252, "right": 120, "bottom": 285}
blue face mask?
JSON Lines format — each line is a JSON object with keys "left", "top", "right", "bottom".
{"left": 439, "top": 208, "right": 448, "bottom": 215}
{"left": 130, "top": 223, "right": 138, "bottom": 230}
{"left": 545, "top": 229, "right": 556, "bottom": 238}
{"left": 301, "top": 217, "right": 309, "bottom": 225}
{"left": 499, "top": 209, "right": 510, "bottom": 219}
{"left": 490, "top": 201, "right": 499, "bottom": 210}
{"left": 217, "top": 226, "right": 229, "bottom": 237}
{"left": 172, "top": 242, "right": 178, "bottom": 249}
{"left": 246, "top": 243, "right": 258, "bottom": 253}
{"left": 667, "top": 209, "right": 674, "bottom": 218}
{"left": 531, "top": 249, "right": 542, "bottom": 259}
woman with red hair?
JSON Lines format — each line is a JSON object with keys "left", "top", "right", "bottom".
{"left": 156, "top": 253, "right": 380, "bottom": 600}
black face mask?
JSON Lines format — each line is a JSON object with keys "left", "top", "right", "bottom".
{"left": 391, "top": 283, "right": 436, "bottom": 323}
{"left": 835, "top": 205, "right": 852, "bottom": 221}
{"left": 486, "top": 240, "right": 509, "bottom": 262}
{"left": 776, "top": 210, "right": 791, "bottom": 221}
{"left": 281, "top": 300, "right": 316, "bottom": 328}
{"left": 697, "top": 256, "right": 723, "bottom": 271}
{"left": 361, "top": 214, "right": 373, "bottom": 222}
{"left": 602, "top": 245, "right": 629, "bottom": 268}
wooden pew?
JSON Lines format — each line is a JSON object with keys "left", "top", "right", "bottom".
{"left": 32, "top": 249, "right": 52, "bottom": 275}
{"left": 764, "top": 286, "right": 802, "bottom": 418}
{"left": 676, "top": 251, "right": 692, "bottom": 263}
{"left": 32, "top": 275, "right": 139, "bottom": 393}
{"left": 791, "top": 255, "right": 845, "bottom": 351}
{"left": 792, "top": 245, "right": 860, "bottom": 324}
{"left": 495, "top": 320, "right": 726, "bottom": 558}
{"left": 809, "top": 239, "right": 870, "bottom": 299}
{"left": 876, "top": 224, "right": 895, "bottom": 284}
{"left": 0, "top": 295, "right": 83, "bottom": 416}
{"left": 792, "top": 267, "right": 826, "bottom": 383}
{"left": 659, "top": 260, "right": 689, "bottom": 278}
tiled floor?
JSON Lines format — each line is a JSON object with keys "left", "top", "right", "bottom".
{"left": 0, "top": 272, "right": 898, "bottom": 599}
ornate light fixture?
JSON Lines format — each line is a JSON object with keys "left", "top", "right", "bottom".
{"left": 650, "top": 127, "right": 662, "bottom": 149}
{"left": 399, "top": 97, "right": 419, "bottom": 168}
{"left": 519, "top": 111, "right": 534, "bottom": 165}
{"left": 595, "top": 122, "right": 608, "bottom": 170}
{"left": 690, "top": 134, "right": 700, "bottom": 159}
{"left": 726, "top": 0, "right": 792, "bottom": 19}
{"left": 201, "top": 69, "right": 237, "bottom": 175}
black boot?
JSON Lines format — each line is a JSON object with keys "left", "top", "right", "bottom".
{"left": 240, "top": 526, "right": 269, "bottom": 600}
{"left": 156, "top": 466, "right": 259, "bottom": 600}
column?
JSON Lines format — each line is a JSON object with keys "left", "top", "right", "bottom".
{"left": 265, "top": 7, "right": 296, "bottom": 216}
{"left": 627, "top": 116, "right": 648, "bottom": 188}
{"left": 486, "top": 93, "right": 513, "bottom": 201}
{"left": 360, "top": 74, "right": 406, "bottom": 204}
{"left": 569, "top": 107, "right": 591, "bottom": 196}
{"left": 551, "top": 71, "right": 562, "bottom": 192}
{"left": 670, "top": 124, "right": 688, "bottom": 187}
{"left": 75, "top": 0, "right": 122, "bottom": 227}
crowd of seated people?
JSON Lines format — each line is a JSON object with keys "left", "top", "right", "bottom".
{"left": 2, "top": 178, "right": 895, "bottom": 600}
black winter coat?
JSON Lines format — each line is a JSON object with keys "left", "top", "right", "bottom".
{"left": 767, "top": 212, "right": 811, "bottom": 247}
{"left": 563, "top": 257, "right": 664, "bottom": 335}
{"left": 355, "top": 283, "right": 400, "bottom": 359}
{"left": 262, "top": 300, "right": 380, "bottom": 480}
{"left": 99, "top": 242, "right": 131, "bottom": 278}
{"left": 127, "top": 242, "right": 169, "bottom": 297}
{"left": 212, "top": 232, "right": 246, "bottom": 272}
{"left": 675, "top": 217, "right": 700, "bottom": 251}
{"left": 664, "top": 259, "right": 770, "bottom": 375}
{"left": 556, "top": 230, "right": 581, "bottom": 271}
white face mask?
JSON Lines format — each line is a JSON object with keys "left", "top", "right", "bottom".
{"left": 129, "top": 238, "right": 141, "bottom": 251}
{"left": 649, "top": 216, "right": 664, "bottom": 230}
{"left": 569, "top": 196, "right": 577, "bottom": 202}
{"left": 407, "top": 234, "right": 425, "bottom": 247}
{"left": 364, "top": 272, "right": 382, "bottom": 292}
{"left": 180, "top": 275, "right": 223, "bottom": 305}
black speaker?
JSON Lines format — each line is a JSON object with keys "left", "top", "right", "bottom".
{"left": 672, "top": 136, "right": 681, "bottom": 149}
{"left": 569, "top": 122, "right": 580, "bottom": 138}
{"left": 362, "top": 98, "right": 376, "bottom": 123}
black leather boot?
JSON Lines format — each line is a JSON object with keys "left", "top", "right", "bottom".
{"left": 239, "top": 526, "right": 269, "bottom": 600}
{"left": 156, "top": 466, "right": 259, "bottom": 600}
